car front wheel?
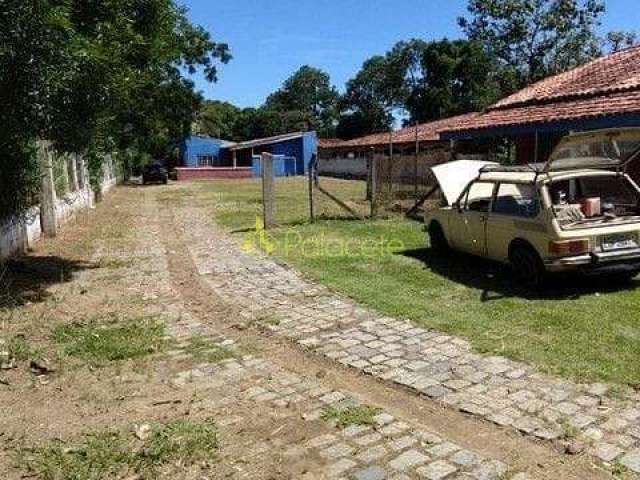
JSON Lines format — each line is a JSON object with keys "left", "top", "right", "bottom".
{"left": 509, "top": 243, "right": 545, "bottom": 287}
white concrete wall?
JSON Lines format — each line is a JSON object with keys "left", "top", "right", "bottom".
{"left": 0, "top": 216, "right": 27, "bottom": 259}
{"left": 318, "top": 156, "right": 368, "bottom": 178}
{"left": 54, "top": 188, "right": 93, "bottom": 225}
{"left": 1, "top": 153, "right": 117, "bottom": 259}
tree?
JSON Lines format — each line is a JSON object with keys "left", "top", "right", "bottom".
{"left": 265, "top": 66, "right": 340, "bottom": 137}
{"left": 458, "top": 0, "right": 606, "bottom": 90}
{"left": 232, "top": 108, "right": 284, "bottom": 141}
{"left": 0, "top": 0, "right": 230, "bottom": 215}
{"left": 337, "top": 56, "right": 398, "bottom": 138}
{"left": 196, "top": 101, "right": 241, "bottom": 139}
{"left": 338, "top": 39, "right": 501, "bottom": 134}
{"left": 606, "top": 31, "right": 639, "bottom": 52}
{"left": 403, "top": 39, "right": 501, "bottom": 123}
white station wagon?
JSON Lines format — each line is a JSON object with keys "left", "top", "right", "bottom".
{"left": 425, "top": 129, "right": 640, "bottom": 285}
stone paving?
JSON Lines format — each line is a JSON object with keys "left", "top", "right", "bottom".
{"left": 165, "top": 320, "right": 517, "bottom": 480}
{"left": 84, "top": 191, "right": 522, "bottom": 480}
{"left": 175, "top": 204, "right": 640, "bottom": 476}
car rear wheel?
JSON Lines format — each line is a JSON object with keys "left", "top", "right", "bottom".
{"left": 509, "top": 243, "right": 545, "bottom": 287}
{"left": 612, "top": 269, "right": 640, "bottom": 283}
{"left": 428, "top": 222, "right": 449, "bottom": 253}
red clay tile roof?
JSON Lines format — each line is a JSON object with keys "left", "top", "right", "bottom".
{"left": 446, "top": 90, "right": 640, "bottom": 132}
{"left": 318, "top": 138, "right": 345, "bottom": 148}
{"left": 445, "top": 46, "right": 640, "bottom": 135}
{"left": 494, "top": 46, "right": 640, "bottom": 109}
{"left": 321, "top": 113, "right": 480, "bottom": 149}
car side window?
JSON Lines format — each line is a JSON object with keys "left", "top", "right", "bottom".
{"left": 493, "top": 183, "right": 540, "bottom": 218}
{"left": 464, "top": 182, "right": 495, "bottom": 213}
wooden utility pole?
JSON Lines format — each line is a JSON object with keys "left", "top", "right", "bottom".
{"left": 370, "top": 154, "right": 379, "bottom": 218}
{"left": 414, "top": 121, "right": 420, "bottom": 196}
{"left": 308, "top": 154, "right": 316, "bottom": 223}
{"left": 261, "top": 152, "right": 275, "bottom": 229}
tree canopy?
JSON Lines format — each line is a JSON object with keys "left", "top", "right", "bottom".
{"left": 196, "top": 101, "right": 242, "bottom": 139}
{"left": 0, "top": 0, "right": 230, "bottom": 218}
{"left": 458, "top": 0, "right": 606, "bottom": 90}
{"left": 337, "top": 38, "right": 501, "bottom": 138}
{"left": 337, "top": 56, "right": 398, "bottom": 139}
{"left": 264, "top": 66, "right": 340, "bottom": 138}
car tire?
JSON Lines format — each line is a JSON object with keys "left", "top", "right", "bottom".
{"left": 509, "top": 243, "right": 545, "bottom": 288}
{"left": 613, "top": 269, "right": 640, "bottom": 283}
{"left": 428, "top": 222, "right": 449, "bottom": 253}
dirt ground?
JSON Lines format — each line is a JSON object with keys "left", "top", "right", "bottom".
{"left": 0, "top": 184, "right": 620, "bottom": 480}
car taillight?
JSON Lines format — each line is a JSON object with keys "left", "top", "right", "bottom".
{"left": 549, "top": 239, "right": 590, "bottom": 256}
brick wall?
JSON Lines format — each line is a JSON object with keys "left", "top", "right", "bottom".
{"left": 176, "top": 167, "right": 254, "bottom": 181}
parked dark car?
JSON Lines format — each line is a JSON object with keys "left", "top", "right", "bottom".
{"left": 142, "top": 163, "right": 168, "bottom": 185}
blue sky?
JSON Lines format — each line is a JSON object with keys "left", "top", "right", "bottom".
{"left": 183, "top": 0, "right": 638, "bottom": 108}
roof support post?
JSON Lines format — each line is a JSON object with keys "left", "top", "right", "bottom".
{"left": 415, "top": 122, "right": 420, "bottom": 196}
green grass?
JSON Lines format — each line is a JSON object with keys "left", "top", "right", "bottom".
{"left": 7, "top": 335, "right": 37, "bottom": 362}
{"left": 200, "top": 177, "right": 640, "bottom": 387}
{"left": 321, "top": 405, "right": 382, "bottom": 428}
{"left": 17, "top": 419, "right": 218, "bottom": 480}
{"left": 53, "top": 317, "right": 166, "bottom": 366}
{"left": 183, "top": 335, "right": 237, "bottom": 364}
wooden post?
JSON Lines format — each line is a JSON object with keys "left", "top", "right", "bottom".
{"left": 261, "top": 152, "right": 275, "bottom": 229}
{"left": 233, "top": 150, "right": 238, "bottom": 169}
{"left": 38, "top": 141, "right": 58, "bottom": 237}
{"left": 414, "top": 122, "right": 420, "bottom": 197}
{"left": 370, "top": 154, "right": 378, "bottom": 218}
{"left": 308, "top": 154, "right": 316, "bottom": 223}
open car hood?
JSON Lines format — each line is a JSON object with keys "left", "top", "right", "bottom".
{"left": 431, "top": 160, "right": 498, "bottom": 206}
{"left": 544, "top": 128, "right": 640, "bottom": 173}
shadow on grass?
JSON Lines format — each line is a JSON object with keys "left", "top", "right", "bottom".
{"left": 400, "top": 247, "right": 639, "bottom": 301}
{"left": 0, "top": 256, "right": 97, "bottom": 308}
{"left": 230, "top": 215, "right": 369, "bottom": 234}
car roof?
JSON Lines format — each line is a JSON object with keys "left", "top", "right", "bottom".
{"left": 477, "top": 168, "right": 619, "bottom": 184}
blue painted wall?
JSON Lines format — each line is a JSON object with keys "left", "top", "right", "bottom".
{"left": 180, "top": 136, "right": 224, "bottom": 167}
{"left": 251, "top": 155, "right": 297, "bottom": 177}
{"left": 180, "top": 132, "right": 318, "bottom": 176}
{"left": 302, "top": 131, "right": 318, "bottom": 174}
{"left": 268, "top": 132, "right": 317, "bottom": 175}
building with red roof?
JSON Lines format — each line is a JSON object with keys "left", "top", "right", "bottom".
{"left": 441, "top": 45, "right": 640, "bottom": 163}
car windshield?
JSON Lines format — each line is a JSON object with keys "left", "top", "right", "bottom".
{"left": 549, "top": 175, "right": 640, "bottom": 229}
{"left": 547, "top": 131, "right": 640, "bottom": 171}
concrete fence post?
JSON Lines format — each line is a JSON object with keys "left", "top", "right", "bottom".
{"left": 68, "top": 154, "right": 79, "bottom": 192}
{"left": 261, "top": 153, "right": 275, "bottom": 229}
{"left": 77, "top": 154, "right": 94, "bottom": 208}
{"left": 59, "top": 153, "right": 70, "bottom": 196}
{"left": 38, "top": 140, "right": 58, "bottom": 237}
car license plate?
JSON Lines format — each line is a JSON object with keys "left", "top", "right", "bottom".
{"left": 602, "top": 234, "right": 639, "bottom": 251}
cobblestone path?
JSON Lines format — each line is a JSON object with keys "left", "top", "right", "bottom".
{"left": 171, "top": 198, "right": 640, "bottom": 478}
{"left": 93, "top": 187, "right": 527, "bottom": 479}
